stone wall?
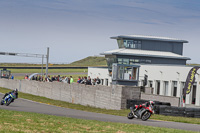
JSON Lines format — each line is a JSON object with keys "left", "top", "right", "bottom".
{"left": 0, "top": 79, "right": 137, "bottom": 110}
{"left": 0, "top": 79, "right": 180, "bottom": 109}
{"left": 141, "top": 93, "right": 180, "bottom": 106}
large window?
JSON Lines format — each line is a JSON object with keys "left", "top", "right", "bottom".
{"left": 106, "top": 55, "right": 117, "bottom": 68}
{"left": 112, "top": 64, "right": 139, "bottom": 81}
{"left": 118, "top": 58, "right": 151, "bottom": 65}
{"left": 123, "top": 40, "right": 141, "bottom": 49}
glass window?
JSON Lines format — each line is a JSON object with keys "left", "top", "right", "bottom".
{"left": 146, "top": 60, "right": 151, "bottom": 63}
{"left": 164, "top": 81, "right": 168, "bottom": 96}
{"left": 132, "top": 67, "right": 137, "bottom": 80}
{"left": 106, "top": 56, "right": 117, "bottom": 68}
{"left": 172, "top": 81, "right": 177, "bottom": 97}
{"left": 117, "top": 39, "right": 124, "bottom": 48}
{"left": 118, "top": 58, "right": 123, "bottom": 64}
{"left": 123, "top": 40, "right": 128, "bottom": 48}
{"left": 135, "top": 59, "right": 140, "bottom": 63}
{"left": 127, "top": 40, "right": 133, "bottom": 48}
{"left": 123, "top": 59, "right": 129, "bottom": 64}
{"left": 117, "top": 66, "right": 124, "bottom": 80}
{"left": 123, "top": 40, "right": 141, "bottom": 49}
{"left": 129, "top": 59, "right": 134, "bottom": 65}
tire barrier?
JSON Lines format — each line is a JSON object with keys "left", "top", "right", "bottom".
{"left": 126, "top": 99, "right": 200, "bottom": 118}
{"left": 126, "top": 99, "right": 171, "bottom": 111}
{"left": 159, "top": 106, "right": 200, "bottom": 118}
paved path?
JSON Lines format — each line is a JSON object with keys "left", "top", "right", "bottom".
{"left": 0, "top": 94, "right": 200, "bottom": 132}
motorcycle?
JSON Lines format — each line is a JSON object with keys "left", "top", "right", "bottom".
{"left": 127, "top": 102, "right": 154, "bottom": 121}
{"left": 1, "top": 92, "right": 16, "bottom": 106}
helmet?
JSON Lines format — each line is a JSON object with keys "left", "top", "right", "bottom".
{"left": 14, "top": 89, "right": 18, "bottom": 93}
{"left": 149, "top": 101, "right": 154, "bottom": 105}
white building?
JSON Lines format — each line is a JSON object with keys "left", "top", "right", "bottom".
{"left": 88, "top": 35, "right": 200, "bottom": 107}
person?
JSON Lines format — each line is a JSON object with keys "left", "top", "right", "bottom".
{"left": 2, "top": 89, "right": 18, "bottom": 101}
{"left": 134, "top": 101, "right": 155, "bottom": 112}
{"left": 96, "top": 77, "right": 101, "bottom": 84}
{"left": 24, "top": 74, "right": 28, "bottom": 79}
{"left": 77, "top": 76, "right": 82, "bottom": 83}
{"left": 80, "top": 76, "right": 87, "bottom": 84}
{"left": 10, "top": 75, "right": 14, "bottom": 80}
{"left": 92, "top": 78, "right": 96, "bottom": 85}
{"left": 70, "top": 76, "right": 73, "bottom": 83}
{"left": 86, "top": 76, "right": 92, "bottom": 85}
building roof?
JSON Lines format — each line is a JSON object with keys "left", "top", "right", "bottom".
{"left": 111, "top": 35, "right": 188, "bottom": 43}
{"left": 101, "top": 48, "right": 190, "bottom": 60}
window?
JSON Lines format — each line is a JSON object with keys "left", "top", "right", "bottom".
{"left": 118, "top": 58, "right": 123, "bottom": 64}
{"left": 117, "top": 39, "right": 124, "bottom": 48}
{"left": 112, "top": 64, "right": 139, "bottom": 81}
{"left": 172, "top": 81, "right": 177, "bottom": 97}
{"left": 123, "top": 40, "right": 142, "bottom": 49}
{"left": 164, "top": 81, "right": 168, "bottom": 96}
{"left": 118, "top": 58, "right": 151, "bottom": 65}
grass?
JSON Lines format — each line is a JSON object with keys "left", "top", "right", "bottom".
{"left": 70, "top": 56, "right": 107, "bottom": 66}
{"left": 0, "top": 109, "right": 196, "bottom": 133}
{"left": 7, "top": 68, "right": 88, "bottom": 73}
{"left": 0, "top": 87, "right": 200, "bottom": 125}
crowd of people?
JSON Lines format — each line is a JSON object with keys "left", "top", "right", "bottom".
{"left": 77, "top": 76, "right": 101, "bottom": 85}
{"left": 26, "top": 74, "right": 101, "bottom": 85}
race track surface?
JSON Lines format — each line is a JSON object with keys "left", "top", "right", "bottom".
{"left": 0, "top": 94, "right": 200, "bottom": 132}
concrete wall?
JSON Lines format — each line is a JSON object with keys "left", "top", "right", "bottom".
{"left": 141, "top": 93, "right": 180, "bottom": 106}
{"left": 0, "top": 79, "right": 181, "bottom": 109}
{"left": 0, "top": 79, "right": 129, "bottom": 110}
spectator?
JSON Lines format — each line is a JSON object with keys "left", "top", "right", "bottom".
{"left": 80, "top": 76, "right": 87, "bottom": 84}
{"left": 77, "top": 76, "right": 82, "bottom": 83}
{"left": 70, "top": 76, "right": 73, "bottom": 83}
{"left": 10, "top": 75, "right": 14, "bottom": 80}
{"left": 96, "top": 77, "right": 101, "bottom": 85}
{"left": 92, "top": 78, "right": 96, "bottom": 85}
{"left": 68, "top": 77, "right": 70, "bottom": 84}
{"left": 24, "top": 74, "right": 28, "bottom": 79}
{"left": 87, "top": 76, "right": 92, "bottom": 85}
{"left": 51, "top": 76, "right": 56, "bottom": 81}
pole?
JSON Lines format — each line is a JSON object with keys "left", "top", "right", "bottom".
{"left": 46, "top": 47, "right": 49, "bottom": 78}
{"left": 41, "top": 55, "right": 44, "bottom": 78}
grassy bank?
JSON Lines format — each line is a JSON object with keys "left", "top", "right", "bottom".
{"left": 8, "top": 68, "right": 88, "bottom": 73}
{"left": 0, "top": 87, "right": 200, "bottom": 125}
{"left": 0, "top": 109, "right": 196, "bottom": 133}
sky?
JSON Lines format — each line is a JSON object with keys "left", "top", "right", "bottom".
{"left": 0, "top": 0, "right": 200, "bottom": 64}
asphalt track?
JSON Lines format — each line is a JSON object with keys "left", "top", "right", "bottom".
{"left": 0, "top": 94, "right": 200, "bottom": 132}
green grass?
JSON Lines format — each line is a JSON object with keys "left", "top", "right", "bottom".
{"left": 0, "top": 109, "right": 196, "bottom": 133}
{"left": 70, "top": 56, "right": 107, "bottom": 66}
{"left": 0, "top": 87, "right": 200, "bottom": 125}
{"left": 8, "top": 69, "right": 88, "bottom": 73}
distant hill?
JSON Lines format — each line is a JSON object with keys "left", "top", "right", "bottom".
{"left": 0, "top": 56, "right": 107, "bottom": 67}
{"left": 70, "top": 56, "right": 107, "bottom": 66}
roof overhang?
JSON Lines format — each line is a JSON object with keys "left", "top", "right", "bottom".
{"left": 101, "top": 49, "right": 191, "bottom": 60}
{"left": 111, "top": 35, "right": 188, "bottom": 43}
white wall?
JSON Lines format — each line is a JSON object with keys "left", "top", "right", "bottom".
{"left": 88, "top": 65, "right": 200, "bottom": 107}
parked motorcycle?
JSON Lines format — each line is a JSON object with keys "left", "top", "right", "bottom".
{"left": 127, "top": 101, "right": 155, "bottom": 121}
{"left": 1, "top": 92, "right": 17, "bottom": 106}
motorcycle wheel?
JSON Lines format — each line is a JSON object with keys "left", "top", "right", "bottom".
{"left": 0, "top": 100, "right": 4, "bottom": 105}
{"left": 127, "top": 112, "right": 134, "bottom": 119}
{"left": 6, "top": 98, "right": 13, "bottom": 106}
{"left": 141, "top": 111, "right": 151, "bottom": 121}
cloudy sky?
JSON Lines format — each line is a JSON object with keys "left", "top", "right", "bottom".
{"left": 0, "top": 0, "right": 200, "bottom": 64}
